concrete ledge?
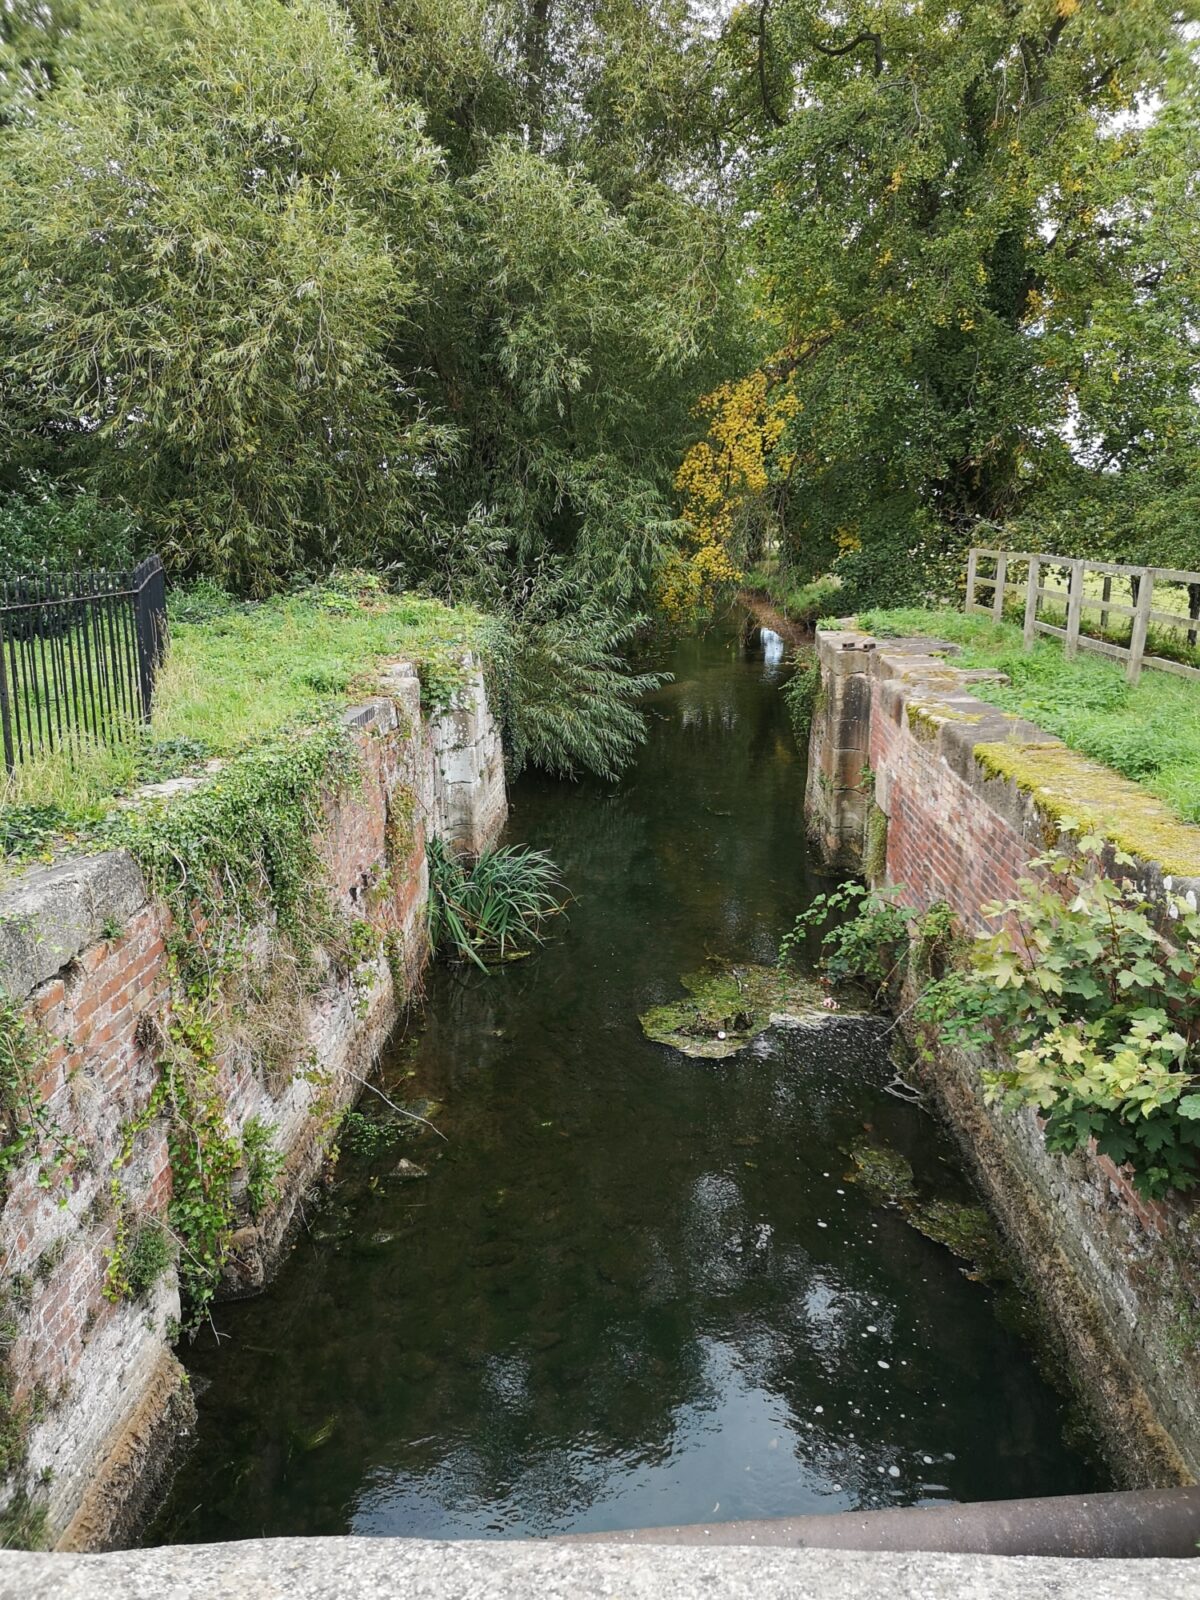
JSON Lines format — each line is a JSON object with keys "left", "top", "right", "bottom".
{"left": 2, "top": 1537, "right": 1198, "bottom": 1600}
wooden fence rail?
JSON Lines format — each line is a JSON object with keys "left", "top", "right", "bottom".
{"left": 965, "top": 548, "right": 1200, "bottom": 685}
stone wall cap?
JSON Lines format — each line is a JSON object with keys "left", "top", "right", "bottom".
{"left": 2, "top": 1537, "right": 1197, "bottom": 1600}
{"left": 0, "top": 849, "right": 147, "bottom": 998}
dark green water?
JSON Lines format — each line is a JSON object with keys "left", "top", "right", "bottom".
{"left": 148, "top": 617, "right": 1106, "bottom": 1544}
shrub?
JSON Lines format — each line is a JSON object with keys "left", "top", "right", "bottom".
{"left": 241, "top": 1115, "right": 283, "bottom": 1219}
{"left": 779, "top": 881, "right": 912, "bottom": 1002}
{"left": 123, "top": 1222, "right": 175, "bottom": 1299}
{"left": 0, "top": 475, "right": 139, "bottom": 577}
{"left": 783, "top": 655, "right": 820, "bottom": 743}
{"left": 917, "top": 842, "right": 1200, "bottom": 1199}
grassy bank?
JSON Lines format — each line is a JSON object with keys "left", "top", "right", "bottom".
{"left": 1, "top": 577, "right": 484, "bottom": 855}
{"left": 859, "top": 607, "right": 1200, "bottom": 825}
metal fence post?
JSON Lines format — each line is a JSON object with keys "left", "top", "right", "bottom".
{"left": 1023, "top": 556, "right": 1041, "bottom": 649}
{"left": 0, "top": 613, "right": 13, "bottom": 774}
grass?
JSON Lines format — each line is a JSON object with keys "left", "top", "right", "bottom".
{"left": 743, "top": 560, "right": 844, "bottom": 627}
{"left": 426, "top": 837, "right": 567, "bottom": 971}
{"left": 859, "top": 607, "right": 1200, "bottom": 825}
{"left": 0, "top": 575, "right": 485, "bottom": 849}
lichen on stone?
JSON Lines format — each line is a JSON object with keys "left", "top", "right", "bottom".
{"left": 638, "top": 963, "right": 832, "bottom": 1059}
{"left": 974, "top": 739, "right": 1200, "bottom": 879}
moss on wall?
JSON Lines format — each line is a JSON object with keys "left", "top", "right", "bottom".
{"left": 975, "top": 740, "right": 1200, "bottom": 879}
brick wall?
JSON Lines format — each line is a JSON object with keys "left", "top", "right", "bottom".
{"left": 807, "top": 628, "right": 1200, "bottom": 1486}
{"left": 0, "top": 656, "right": 505, "bottom": 1550}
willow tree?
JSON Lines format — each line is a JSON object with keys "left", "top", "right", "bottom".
{"left": 0, "top": 0, "right": 451, "bottom": 592}
{"left": 682, "top": 0, "right": 1200, "bottom": 604}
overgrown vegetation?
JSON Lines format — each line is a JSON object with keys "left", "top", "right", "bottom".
{"left": 744, "top": 564, "right": 844, "bottom": 629}
{"left": 481, "top": 584, "right": 669, "bottom": 781}
{"left": 0, "top": 993, "right": 78, "bottom": 1194}
{"left": 859, "top": 608, "right": 1200, "bottom": 824}
{"left": 782, "top": 656, "right": 820, "bottom": 745}
{"left": 426, "top": 839, "right": 566, "bottom": 972}
{"left": 917, "top": 842, "right": 1200, "bottom": 1200}
{"left": 799, "top": 841, "right": 1200, "bottom": 1200}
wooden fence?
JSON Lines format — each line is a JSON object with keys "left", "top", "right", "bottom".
{"left": 965, "top": 548, "right": 1200, "bottom": 685}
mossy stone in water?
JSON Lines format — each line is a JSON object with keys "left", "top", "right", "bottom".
{"left": 844, "top": 1140, "right": 918, "bottom": 1206}
{"left": 639, "top": 963, "right": 832, "bottom": 1059}
{"left": 912, "top": 1199, "right": 1009, "bottom": 1283}
{"left": 845, "top": 1138, "right": 1010, "bottom": 1284}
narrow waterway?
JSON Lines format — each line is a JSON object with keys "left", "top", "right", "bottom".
{"left": 148, "top": 617, "right": 1106, "bottom": 1544}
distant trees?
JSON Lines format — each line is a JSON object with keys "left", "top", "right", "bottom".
{"left": 3, "top": 0, "right": 1198, "bottom": 629}
{"left": 0, "top": 0, "right": 739, "bottom": 607}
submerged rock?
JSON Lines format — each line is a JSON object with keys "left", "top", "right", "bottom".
{"left": 392, "top": 1158, "right": 428, "bottom": 1182}
{"left": 844, "top": 1136, "right": 1011, "bottom": 1284}
{"left": 639, "top": 963, "right": 856, "bottom": 1058}
{"left": 844, "top": 1140, "right": 919, "bottom": 1207}
{"left": 911, "top": 1198, "right": 1009, "bottom": 1283}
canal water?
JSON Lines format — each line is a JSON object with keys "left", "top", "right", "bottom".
{"left": 148, "top": 616, "right": 1106, "bottom": 1544}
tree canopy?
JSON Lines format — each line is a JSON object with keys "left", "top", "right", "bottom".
{"left": 1, "top": 0, "right": 1199, "bottom": 635}
{"left": 689, "top": 0, "right": 1200, "bottom": 600}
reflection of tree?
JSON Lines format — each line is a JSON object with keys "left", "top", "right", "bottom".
{"left": 152, "top": 622, "right": 1102, "bottom": 1546}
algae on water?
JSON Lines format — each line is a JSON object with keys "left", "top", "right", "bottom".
{"left": 639, "top": 962, "right": 843, "bottom": 1059}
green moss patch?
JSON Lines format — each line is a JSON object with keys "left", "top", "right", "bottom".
{"left": 639, "top": 963, "right": 834, "bottom": 1059}
{"left": 860, "top": 606, "right": 1200, "bottom": 827}
{"left": 844, "top": 1141, "right": 918, "bottom": 1205}
{"left": 975, "top": 740, "right": 1200, "bottom": 879}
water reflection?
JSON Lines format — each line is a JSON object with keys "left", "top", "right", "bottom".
{"left": 147, "top": 616, "right": 1106, "bottom": 1546}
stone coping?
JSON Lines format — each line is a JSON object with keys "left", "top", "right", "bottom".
{"left": 2, "top": 1537, "right": 1198, "bottom": 1600}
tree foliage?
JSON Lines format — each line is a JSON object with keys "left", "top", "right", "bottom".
{"left": 0, "top": 0, "right": 739, "bottom": 615}
{"left": 688, "top": 0, "right": 1200, "bottom": 598}
{"left": 0, "top": 0, "right": 450, "bottom": 594}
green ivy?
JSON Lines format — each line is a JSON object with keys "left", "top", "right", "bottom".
{"left": 108, "top": 716, "right": 361, "bottom": 976}
{"left": 0, "top": 994, "right": 80, "bottom": 1198}
{"left": 97, "top": 717, "right": 363, "bottom": 1322}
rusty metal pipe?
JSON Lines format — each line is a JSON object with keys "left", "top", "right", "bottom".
{"left": 566, "top": 1487, "right": 1200, "bottom": 1558}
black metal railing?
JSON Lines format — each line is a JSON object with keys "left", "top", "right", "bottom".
{"left": 0, "top": 557, "right": 168, "bottom": 772}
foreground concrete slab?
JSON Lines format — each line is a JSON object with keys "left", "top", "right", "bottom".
{"left": 2, "top": 1538, "right": 1199, "bottom": 1600}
